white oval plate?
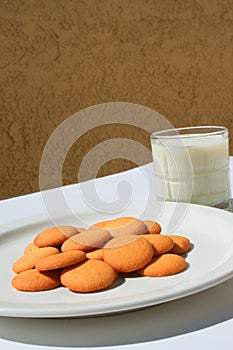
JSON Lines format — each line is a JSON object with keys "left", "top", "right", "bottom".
{"left": 0, "top": 202, "right": 233, "bottom": 318}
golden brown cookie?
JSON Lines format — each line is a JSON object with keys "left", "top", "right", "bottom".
{"left": 61, "top": 229, "right": 111, "bottom": 252}
{"left": 86, "top": 248, "right": 103, "bottom": 260}
{"left": 103, "top": 235, "right": 154, "bottom": 272}
{"left": 169, "top": 235, "right": 191, "bottom": 255}
{"left": 90, "top": 220, "right": 110, "bottom": 229}
{"left": 143, "top": 234, "right": 174, "bottom": 255}
{"left": 35, "top": 250, "right": 86, "bottom": 271}
{"left": 12, "top": 247, "right": 59, "bottom": 273}
{"left": 103, "top": 217, "right": 148, "bottom": 237}
{"left": 61, "top": 259, "right": 117, "bottom": 292}
{"left": 34, "top": 226, "right": 78, "bottom": 248}
{"left": 138, "top": 253, "right": 187, "bottom": 277}
{"left": 24, "top": 242, "right": 39, "bottom": 255}
{"left": 143, "top": 220, "right": 162, "bottom": 234}
{"left": 12, "top": 269, "right": 61, "bottom": 292}
{"left": 104, "top": 233, "right": 139, "bottom": 248}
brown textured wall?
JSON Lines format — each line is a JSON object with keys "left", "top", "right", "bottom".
{"left": 1, "top": 0, "right": 233, "bottom": 199}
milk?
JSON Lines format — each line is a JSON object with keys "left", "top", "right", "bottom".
{"left": 151, "top": 133, "right": 231, "bottom": 207}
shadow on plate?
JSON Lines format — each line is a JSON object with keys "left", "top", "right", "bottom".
{"left": 0, "top": 278, "right": 233, "bottom": 347}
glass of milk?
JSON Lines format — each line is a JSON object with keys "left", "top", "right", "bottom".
{"left": 150, "top": 126, "right": 231, "bottom": 210}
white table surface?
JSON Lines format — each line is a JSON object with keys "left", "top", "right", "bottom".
{"left": 1, "top": 159, "right": 233, "bottom": 350}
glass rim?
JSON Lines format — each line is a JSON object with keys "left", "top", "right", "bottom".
{"left": 150, "top": 126, "right": 228, "bottom": 139}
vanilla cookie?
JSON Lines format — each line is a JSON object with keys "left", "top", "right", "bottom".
{"left": 143, "top": 220, "right": 162, "bottom": 234}
{"left": 12, "top": 247, "right": 59, "bottom": 273}
{"left": 169, "top": 235, "right": 191, "bottom": 255}
{"left": 90, "top": 220, "right": 110, "bottom": 229}
{"left": 61, "top": 229, "right": 111, "bottom": 252}
{"left": 103, "top": 235, "right": 154, "bottom": 272}
{"left": 86, "top": 248, "right": 103, "bottom": 260}
{"left": 12, "top": 269, "right": 61, "bottom": 292}
{"left": 143, "top": 234, "right": 174, "bottom": 255}
{"left": 34, "top": 226, "right": 78, "bottom": 248}
{"left": 103, "top": 217, "right": 148, "bottom": 237}
{"left": 61, "top": 259, "right": 116, "bottom": 292}
{"left": 104, "top": 233, "right": 139, "bottom": 248}
{"left": 36, "top": 250, "right": 86, "bottom": 271}
{"left": 138, "top": 253, "right": 187, "bottom": 277}
{"left": 24, "top": 242, "right": 39, "bottom": 255}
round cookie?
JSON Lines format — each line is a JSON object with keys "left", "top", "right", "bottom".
{"left": 34, "top": 226, "right": 78, "bottom": 248}
{"left": 86, "top": 248, "right": 103, "bottom": 260}
{"left": 35, "top": 250, "right": 86, "bottom": 271}
{"left": 61, "top": 229, "right": 111, "bottom": 252}
{"left": 24, "top": 242, "right": 39, "bottom": 255}
{"left": 169, "top": 235, "right": 191, "bottom": 255}
{"left": 103, "top": 217, "right": 148, "bottom": 237}
{"left": 12, "top": 269, "right": 61, "bottom": 292}
{"left": 143, "top": 234, "right": 174, "bottom": 255}
{"left": 61, "top": 259, "right": 116, "bottom": 292}
{"left": 143, "top": 220, "right": 162, "bottom": 234}
{"left": 138, "top": 253, "right": 187, "bottom": 277}
{"left": 90, "top": 220, "right": 111, "bottom": 229}
{"left": 103, "top": 235, "right": 154, "bottom": 272}
{"left": 104, "top": 233, "right": 139, "bottom": 248}
{"left": 12, "top": 247, "right": 59, "bottom": 273}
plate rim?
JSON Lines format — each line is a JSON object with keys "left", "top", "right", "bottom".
{"left": 1, "top": 201, "right": 233, "bottom": 318}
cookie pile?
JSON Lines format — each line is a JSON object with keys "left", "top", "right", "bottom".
{"left": 11, "top": 217, "right": 191, "bottom": 293}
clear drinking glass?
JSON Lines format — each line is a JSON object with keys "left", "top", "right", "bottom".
{"left": 150, "top": 126, "right": 231, "bottom": 210}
